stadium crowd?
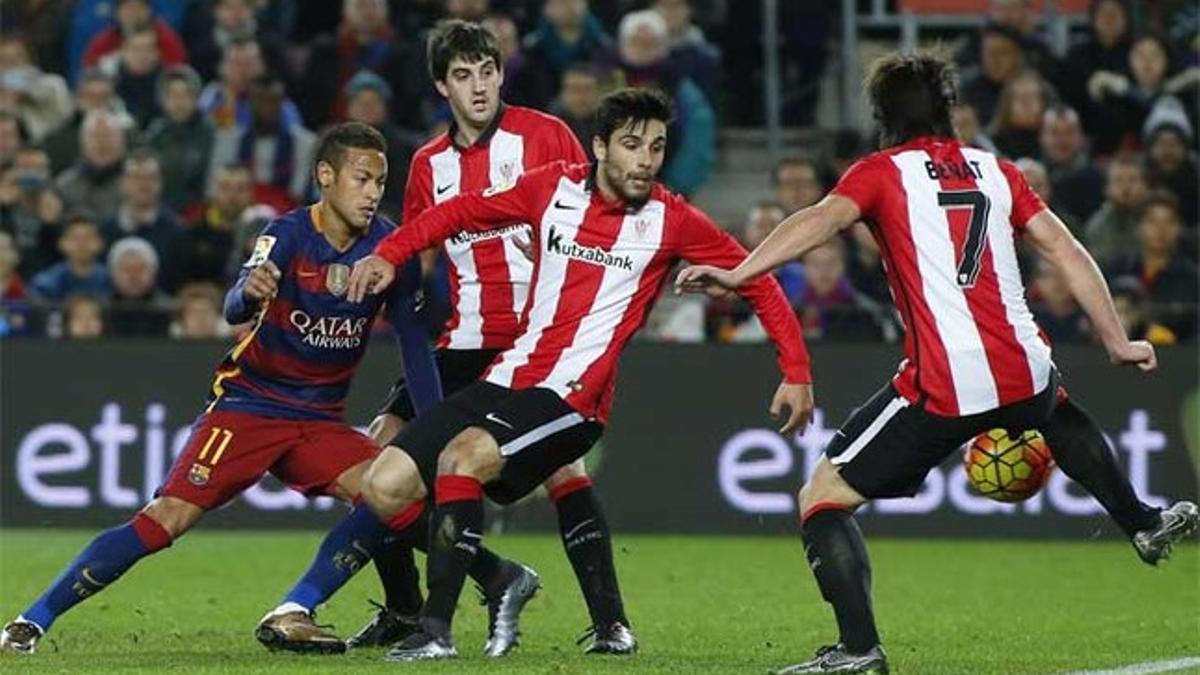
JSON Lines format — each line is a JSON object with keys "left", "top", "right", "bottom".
{"left": 0, "top": 0, "right": 1195, "bottom": 345}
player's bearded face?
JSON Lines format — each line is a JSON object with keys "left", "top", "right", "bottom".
{"left": 438, "top": 56, "right": 502, "bottom": 129}
{"left": 325, "top": 149, "right": 387, "bottom": 229}
{"left": 597, "top": 119, "right": 666, "bottom": 206}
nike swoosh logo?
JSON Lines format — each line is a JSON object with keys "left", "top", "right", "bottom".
{"left": 564, "top": 518, "right": 595, "bottom": 540}
{"left": 461, "top": 528, "right": 483, "bottom": 540}
{"left": 485, "top": 413, "right": 514, "bottom": 430}
{"left": 553, "top": 199, "right": 577, "bottom": 210}
{"left": 436, "top": 183, "right": 454, "bottom": 195}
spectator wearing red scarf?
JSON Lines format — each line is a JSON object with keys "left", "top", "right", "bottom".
{"left": 81, "top": 0, "right": 187, "bottom": 72}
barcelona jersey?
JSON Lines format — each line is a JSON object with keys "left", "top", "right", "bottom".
{"left": 208, "top": 205, "right": 418, "bottom": 421}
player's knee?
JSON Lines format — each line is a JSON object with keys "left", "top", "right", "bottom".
{"left": 367, "top": 413, "right": 405, "bottom": 447}
{"left": 332, "top": 460, "right": 372, "bottom": 503}
{"left": 544, "top": 458, "right": 587, "bottom": 490}
{"left": 798, "top": 460, "right": 862, "bottom": 514}
{"left": 362, "top": 448, "right": 426, "bottom": 517}
{"left": 437, "top": 428, "right": 501, "bottom": 479}
{"left": 141, "top": 496, "right": 203, "bottom": 539}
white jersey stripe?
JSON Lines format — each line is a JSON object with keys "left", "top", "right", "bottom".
{"left": 431, "top": 147, "right": 485, "bottom": 349}
{"left": 892, "top": 150, "right": 999, "bottom": 414}
{"left": 537, "top": 200, "right": 667, "bottom": 399}
{"left": 487, "top": 176, "right": 590, "bottom": 386}
{"left": 964, "top": 149, "right": 1053, "bottom": 394}
{"left": 489, "top": 129, "right": 534, "bottom": 315}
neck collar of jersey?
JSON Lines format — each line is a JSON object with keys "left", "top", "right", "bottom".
{"left": 449, "top": 102, "right": 507, "bottom": 152}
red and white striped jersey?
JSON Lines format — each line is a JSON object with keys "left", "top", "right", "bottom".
{"left": 378, "top": 161, "right": 812, "bottom": 422}
{"left": 404, "top": 104, "right": 589, "bottom": 350}
{"left": 832, "top": 136, "right": 1054, "bottom": 417}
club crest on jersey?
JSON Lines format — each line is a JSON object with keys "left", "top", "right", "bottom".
{"left": 499, "top": 162, "right": 515, "bottom": 184}
{"left": 187, "top": 463, "right": 211, "bottom": 487}
{"left": 326, "top": 264, "right": 351, "bottom": 296}
{"left": 635, "top": 218, "right": 650, "bottom": 238}
{"left": 244, "top": 235, "right": 276, "bottom": 268}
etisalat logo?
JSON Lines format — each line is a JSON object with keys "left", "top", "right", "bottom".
{"left": 546, "top": 226, "right": 634, "bottom": 270}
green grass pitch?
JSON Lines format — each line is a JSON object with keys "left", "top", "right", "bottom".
{"left": 1, "top": 530, "right": 1196, "bottom": 674}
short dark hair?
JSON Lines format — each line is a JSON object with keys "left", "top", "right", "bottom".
{"left": 1139, "top": 189, "right": 1181, "bottom": 222}
{"left": 314, "top": 122, "right": 387, "bottom": 173}
{"left": 426, "top": 19, "right": 502, "bottom": 82}
{"left": 771, "top": 156, "right": 824, "bottom": 187}
{"left": 593, "top": 88, "right": 674, "bottom": 144}
{"left": 865, "top": 50, "right": 958, "bottom": 147}
{"left": 63, "top": 212, "right": 100, "bottom": 233}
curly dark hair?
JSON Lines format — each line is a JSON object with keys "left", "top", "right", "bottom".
{"left": 865, "top": 50, "right": 958, "bottom": 147}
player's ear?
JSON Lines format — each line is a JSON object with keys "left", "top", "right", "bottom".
{"left": 315, "top": 161, "right": 334, "bottom": 190}
{"left": 434, "top": 79, "right": 449, "bottom": 99}
{"left": 592, "top": 135, "right": 607, "bottom": 163}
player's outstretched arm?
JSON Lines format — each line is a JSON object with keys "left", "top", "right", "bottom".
{"left": 224, "top": 260, "right": 281, "bottom": 324}
{"left": 675, "top": 194, "right": 859, "bottom": 294}
{"left": 1024, "top": 209, "right": 1157, "bottom": 371}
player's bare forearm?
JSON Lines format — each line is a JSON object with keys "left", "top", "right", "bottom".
{"left": 730, "top": 195, "right": 859, "bottom": 286}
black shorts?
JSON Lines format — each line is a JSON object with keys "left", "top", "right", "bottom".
{"left": 827, "top": 372, "right": 1060, "bottom": 499}
{"left": 380, "top": 348, "right": 503, "bottom": 421}
{"left": 394, "top": 381, "right": 604, "bottom": 505}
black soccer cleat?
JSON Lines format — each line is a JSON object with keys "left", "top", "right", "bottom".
{"left": 345, "top": 600, "right": 421, "bottom": 649}
{"left": 1133, "top": 501, "right": 1200, "bottom": 566}
{"left": 0, "top": 619, "right": 43, "bottom": 655}
{"left": 772, "top": 643, "right": 889, "bottom": 674}
{"left": 383, "top": 629, "right": 458, "bottom": 661}
{"left": 578, "top": 621, "right": 638, "bottom": 655}
{"left": 481, "top": 561, "right": 541, "bottom": 657}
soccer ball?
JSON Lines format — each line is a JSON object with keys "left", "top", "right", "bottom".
{"left": 963, "top": 429, "right": 1055, "bottom": 502}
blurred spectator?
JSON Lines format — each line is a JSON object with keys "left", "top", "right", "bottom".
{"left": 0, "top": 111, "right": 24, "bottom": 169}
{"left": 652, "top": 0, "right": 721, "bottom": 106}
{"left": 298, "top": 0, "right": 416, "bottom": 130}
{"left": 959, "top": 24, "right": 1026, "bottom": 125}
{"left": 162, "top": 164, "right": 250, "bottom": 292}
{"left": 952, "top": 103, "right": 999, "bottom": 154}
{"left": 69, "top": 0, "right": 186, "bottom": 81}
{"left": 1106, "top": 191, "right": 1198, "bottom": 339}
{"left": 0, "top": 230, "right": 26, "bottom": 302}
{"left": 143, "top": 66, "right": 216, "bottom": 213}
{"left": 198, "top": 37, "right": 301, "bottom": 132}
{"left": 5, "top": 0, "right": 74, "bottom": 77}
{"left": 226, "top": 203, "right": 276, "bottom": 279}
{"left": 521, "top": 0, "right": 615, "bottom": 110}
{"left": 41, "top": 69, "right": 129, "bottom": 174}
{"left": 1142, "top": 99, "right": 1198, "bottom": 226}
{"left": 957, "top": 1, "right": 1059, "bottom": 83}
{"left": 1085, "top": 34, "right": 1184, "bottom": 155}
{"left": 989, "top": 70, "right": 1053, "bottom": 160}
{"left": 641, "top": 288, "right": 705, "bottom": 342}
{"left": 101, "top": 149, "right": 181, "bottom": 260}
{"left": 772, "top": 156, "right": 826, "bottom": 215}
{"left": 0, "top": 146, "right": 66, "bottom": 276}
{"left": 172, "top": 282, "right": 226, "bottom": 339}
{"left": 30, "top": 214, "right": 110, "bottom": 302}
{"left": 54, "top": 109, "right": 129, "bottom": 222}
{"left": 1016, "top": 157, "right": 1081, "bottom": 232}
{"left": 0, "top": 36, "right": 73, "bottom": 142}
{"left": 615, "top": 10, "right": 714, "bottom": 196}
{"left": 796, "top": 238, "right": 898, "bottom": 342}
{"left": 81, "top": 0, "right": 187, "bottom": 72}
{"left": 548, "top": 64, "right": 602, "bottom": 160}
{"left": 183, "top": 0, "right": 288, "bottom": 83}
{"left": 743, "top": 201, "right": 803, "bottom": 303}
{"left": 1061, "top": 0, "right": 1132, "bottom": 117}
{"left": 1038, "top": 105, "right": 1105, "bottom": 226}
{"left": 1029, "top": 257, "right": 1091, "bottom": 343}
{"left": 107, "top": 235, "right": 171, "bottom": 336}
{"left": 211, "top": 73, "right": 317, "bottom": 212}
{"left": 844, "top": 222, "right": 891, "bottom": 305}
{"left": 342, "top": 71, "right": 416, "bottom": 216}
{"left": 105, "top": 27, "right": 165, "bottom": 129}
{"left": 1084, "top": 156, "right": 1149, "bottom": 263}
{"left": 482, "top": 13, "right": 538, "bottom": 108}
{"left": 61, "top": 293, "right": 106, "bottom": 339}
{"left": 829, "top": 129, "right": 868, "bottom": 180}
{"left": 444, "top": 0, "right": 490, "bottom": 21}
{"left": 1109, "top": 275, "right": 1177, "bottom": 346}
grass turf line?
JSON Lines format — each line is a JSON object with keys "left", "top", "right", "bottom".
{"left": 1, "top": 531, "right": 1196, "bottom": 674}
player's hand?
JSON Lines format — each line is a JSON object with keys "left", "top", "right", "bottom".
{"left": 513, "top": 230, "right": 536, "bottom": 263}
{"left": 1107, "top": 339, "right": 1157, "bottom": 372}
{"left": 242, "top": 261, "right": 281, "bottom": 303}
{"left": 675, "top": 264, "right": 742, "bottom": 299}
{"left": 771, "top": 381, "right": 814, "bottom": 435}
{"left": 348, "top": 254, "right": 395, "bottom": 303}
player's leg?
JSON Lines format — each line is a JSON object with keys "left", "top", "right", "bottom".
{"left": 388, "top": 384, "right": 601, "bottom": 662}
{"left": 543, "top": 459, "right": 636, "bottom": 654}
{"left": 1040, "top": 395, "right": 1197, "bottom": 564}
{"left": 2, "top": 411, "right": 289, "bottom": 654}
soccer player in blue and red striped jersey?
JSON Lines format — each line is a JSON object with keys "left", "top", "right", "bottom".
{"left": 0, "top": 123, "right": 525, "bottom": 656}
